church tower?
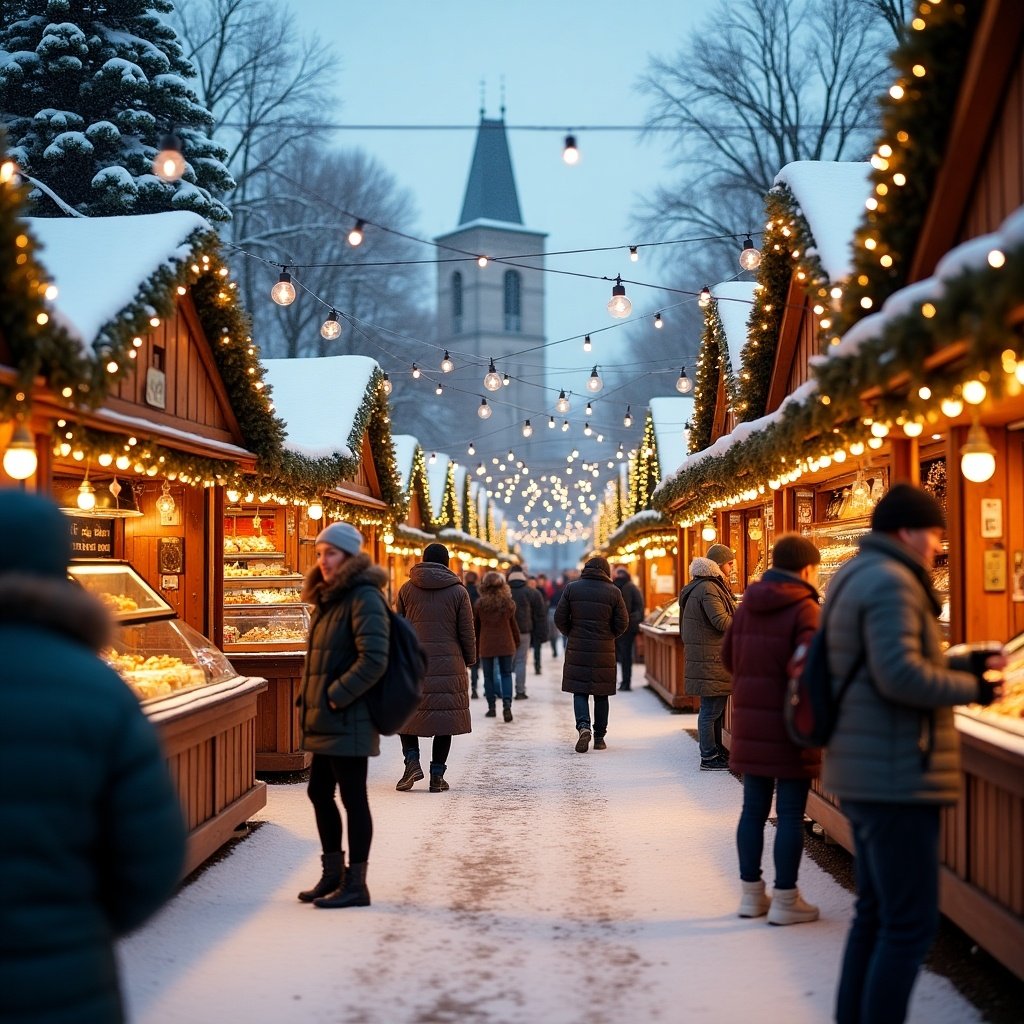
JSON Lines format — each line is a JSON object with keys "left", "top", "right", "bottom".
{"left": 435, "top": 112, "right": 547, "bottom": 453}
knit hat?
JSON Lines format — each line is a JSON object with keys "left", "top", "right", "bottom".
{"left": 613, "top": 567, "right": 630, "bottom": 579}
{"left": 706, "top": 544, "right": 736, "bottom": 566}
{"left": 0, "top": 491, "right": 71, "bottom": 579}
{"left": 584, "top": 555, "right": 611, "bottom": 577}
{"left": 422, "top": 542, "right": 449, "bottom": 565}
{"left": 771, "top": 534, "right": 821, "bottom": 572}
{"left": 871, "top": 483, "right": 946, "bottom": 533}
{"left": 314, "top": 521, "right": 363, "bottom": 555}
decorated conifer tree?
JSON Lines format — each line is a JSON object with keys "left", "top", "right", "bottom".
{"left": 0, "top": 0, "right": 232, "bottom": 221}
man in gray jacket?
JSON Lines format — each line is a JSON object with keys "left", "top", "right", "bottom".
{"left": 824, "top": 484, "right": 1003, "bottom": 1024}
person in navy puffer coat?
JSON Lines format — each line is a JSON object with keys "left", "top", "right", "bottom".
{"left": 0, "top": 490, "right": 185, "bottom": 1024}
{"left": 722, "top": 534, "right": 822, "bottom": 926}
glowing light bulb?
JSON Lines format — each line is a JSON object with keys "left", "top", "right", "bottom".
{"left": 586, "top": 367, "right": 603, "bottom": 393}
{"left": 698, "top": 285, "right": 711, "bottom": 309}
{"left": 483, "top": 359, "right": 502, "bottom": 391}
{"left": 623, "top": 405, "right": 633, "bottom": 428}
{"left": 548, "top": 416, "right": 555, "bottom": 429}
{"left": 654, "top": 312, "right": 663, "bottom": 329}
{"left": 347, "top": 219, "right": 365, "bottom": 246}
{"left": 940, "top": 396, "right": 963, "bottom": 417}
{"left": 556, "top": 390, "right": 570, "bottom": 414}
{"left": 478, "top": 398, "right": 492, "bottom": 419}
{"left": 675, "top": 367, "right": 693, "bottom": 394}
{"left": 561, "top": 420, "right": 569, "bottom": 432}
{"left": 502, "top": 373, "right": 510, "bottom": 387}
{"left": 584, "top": 422, "right": 592, "bottom": 436}
{"left": 307, "top": 501, "right": 324, "bottom": 521}
{"left": 320, "top": 310, "right": 341, "bottom": 340}
{"left": 153, "top": 132, "right": 185, "bottom": 182}
{"left": 870, "top": 421, "right": 890, "bottom": 438}
{"left": 76, "top": 479, "right": 96, "bottom": 511}
{"left": 412, "top": 363, "right": 421, "bottom": 379}
{"left": 562, "top": 134, "right": 579, "bottom": 165}
{"left": 477, "top": 255, "right": 488, "bottom": 269}
{"left": 522, "top": 420, "right": 533, "bottom": 438}
{"left": 468, "top": 442, "right": 476, "bottom": 455}
{"left": 961, "top": 379, "right": 986, "bottom": 405}
{"left": 441, "top": 350, "right": 454, "bottom": 373}
{"left": 2, "top": 423, "right": 37, "bottom": 479}
{"left": 629, "top": 246, "right": 639, "bottom": 262}
{"left": 701, "top": 521, "right": 717, "bottom": 542}
{"left": 381, "top": 373, "right": 393, "bottom": 396}
{"left": 607, "top": 276, "right": 632, "bottom": 318}
{"left": 960, "top": 420, "right": 996, "bottom": 483}
{"left": 271, "top": 270, "right": 295, "bottom": 305}
{"left": 903, "top": 420, "right": 923, "bottom": 437}
{"left": 155, "top": 480, "right": 176, "bottom": 517}
{"left": 583, "top": 334, "right": 592, "bottom": 352}
{"left": 435, "top": 383, "right": 443, "bottom": 395}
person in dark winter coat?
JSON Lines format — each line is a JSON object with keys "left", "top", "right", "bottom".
{"left": 527, "top": 575, "right": 546, "bottom": 674}
{"left": 612, "top": 566, "right": 645, "bottom": 690}
{"left": 464, "top": 570, "right": 481, "bottom": 698}
{"left": 679, "top": 543, "right": 738, "bottom": 770}
{"left": 824, "top": 485, "right": 1004, "bottom": 1024}
{"left": 722, "top": 535, "right": 823, "bottom": 925}
{"left": 0, "top": 491, "right": 185, "bottom": 1024}
{"left": 474, "top": 571, "right": 520, "bottom": 721}
{"left": 548, "top": 574, "right": 567, "bottom": 655}
{"left": 507, "top": 565, "right": 547, "bottom": 698}
{"left": 396, "top": 543, "right": 476, "bottom": 792}
{"left": 555, "top": 556, "right": 629, "bottom": 752}
{"left": 297, "top": 521, "right": 389, "bottom": 909}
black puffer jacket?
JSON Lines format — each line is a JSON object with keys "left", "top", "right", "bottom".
{"left": 298, "top": 553, "right": 390, "bottom": 758}
{"left": 613, "top": 575, "right": 645, "bottom": 634}
{"left": 555, "top": 564, "right": 629, "bottom": 695}
{"left": 509, "top": 577, "right": 547, "bottom": 637}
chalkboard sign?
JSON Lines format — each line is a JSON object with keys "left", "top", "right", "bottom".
{"left": 68, "top": 517, "right": 115, "bottom": 559}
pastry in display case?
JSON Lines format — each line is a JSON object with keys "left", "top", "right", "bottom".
{"left": 223, "top": 548, "right": 308, "bottom": 652}
{"left": 958, "top": 631, "right": 1024, "bottom": 735}
{"left": 222, "top": 604, "right": 310, "bottom": 652}
{"left": 68, "top": 560, "right": 171, "bottom": 621}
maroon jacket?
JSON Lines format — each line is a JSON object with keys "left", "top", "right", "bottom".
{"left": 722, "top": 569, "right": 822, "bottom": 779}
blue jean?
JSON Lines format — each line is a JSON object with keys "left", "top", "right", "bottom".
{"left": 736, "top": 775, "right": 811, "bottom": 889}
{"left": 481, "top": 655, "right": 513, "bottom": 706}
{"left": 835, "top": 801, "right": 942, "bottom": 1024}
{"left": 573, "top": 693, "right": 609, "bottom": 737}
{"left": 697, "top": 695, "right": 728, "bottom": 760}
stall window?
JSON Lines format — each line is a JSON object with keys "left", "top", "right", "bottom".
{"left": 503, "top": 270, "right": 521, "bottom": 332}
{"left": 451, "top": 272, "right": 463, "bottom": 335}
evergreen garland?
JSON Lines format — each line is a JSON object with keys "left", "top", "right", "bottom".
{"left": 632, "top": 411, "right": 660, "bottom": 513}
{"left": 438, "top": 460, "right": 459, "bottom": 530}
{"left": 689, "top": 300, "right": 728, "bottom": 452}
{"left": 603, "top": 511, "right": 674, "bottom": 555}
{"left": 408, "top": 447, "right": 433, "bottom": 527}
{"left": 833, "top": 1, "right": 981, "bottom": 337}
{"left": 462, "top": 475, "right": 479, "bottom": 538}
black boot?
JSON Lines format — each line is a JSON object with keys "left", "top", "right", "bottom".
{"left": 313, "top": 862, "right": 370, "bottom": 908}
{"left": 429, "top": 762, "right": 449, "bottom": 792}
{"left": 396, "top": 758, "right": 424, "bottom": 791}
{"left": 297, "top": 851, "right": 344, "bottom": 903}
{"left": 503, "top": 701, "right": 513, "bottom": 722}
{"left": 485, "top": 703, "right": 496, "bottom": 718}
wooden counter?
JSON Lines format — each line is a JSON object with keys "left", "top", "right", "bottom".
{"left": 638, "top": 624, "right": 699, "bottom": 710}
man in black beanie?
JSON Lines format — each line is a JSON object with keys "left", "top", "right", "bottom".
{"left": 822, "top": 483, "right": 1004, "bottom": 1024}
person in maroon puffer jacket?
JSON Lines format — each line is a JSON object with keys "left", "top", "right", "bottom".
{"left": 722, "top": 534, "right": 822, "bottom": 926}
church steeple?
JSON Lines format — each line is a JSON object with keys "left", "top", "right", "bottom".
{"left": 458, "top": 115, "right": 522, "bottom": 226}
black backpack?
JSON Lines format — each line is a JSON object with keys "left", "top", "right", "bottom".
{"left": 784, "top": 568, "right": 865, "bottom": 748}
{"left": 364, "top": 608, "right": 427, "bottom": 736}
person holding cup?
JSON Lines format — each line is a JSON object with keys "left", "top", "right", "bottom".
{"left": 821, "top": 483, "right": 1004, "bottom": 1024}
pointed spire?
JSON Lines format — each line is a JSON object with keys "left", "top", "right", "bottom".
{"left": 458, "top": 112, "right": 523, "bottom": 226}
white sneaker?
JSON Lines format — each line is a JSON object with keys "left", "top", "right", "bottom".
{"left": 738, "top": 879, "right": 770, "bottom": 918}
{"left": 767, "top": 887, "right": 819, "bottom": 925}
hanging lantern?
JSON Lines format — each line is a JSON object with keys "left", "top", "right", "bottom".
{"left": 154, "top": 480, "right": 176, "bottom": 517}
{"left": 701, "top": 520, "right": 717, "bottom": 542}
{"left": 960, "top": 419, "right": 996, "bottom": 483}
{"left": 381, "top": 373, "right": 393, "bottom": 396}
{"left": 2, "top": 423, "right": 37, "bottom": 480}
{"left": 307, "top": 501, "right": 324, "bottom": 521}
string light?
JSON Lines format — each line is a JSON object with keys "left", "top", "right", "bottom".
{"left": 320, "top": 309, "right": 341, "bottom": 340}
{"left": 522, "top": 420, "right": 533, "bottom": 438}
{"left": 585, "top": 401, "right": 593, "bottom": 415}
{"left": 270, "top": 269, "right": 296, "bottom": 305}
{"left": 3, "top": 423, "right": 37, "bottom": 479}
{"left": 381, "top": 373, "right": 393, "bottom": 395}
{"left": 698, "top": 285, "right": 711, "bottom": 308}
{"left": 478, "top": 398, "right": 492, "bottom": 419}
{"left": 675, "top": 366, "right": 693, "bottom": 394}
{"left": 435, "top": 383, "right": 443, "bottom": 395}
{"left": 623, "top": 405, "right": 633, "bottom": 428}
{"left": 961, "top": 379, "right": 987, "bottom": 405}
{"left": 960, "top": 418, "right": 996, "bottom": 483}
{"left": 477, "top": 255, "right": 489, "bottom": 269}
{"left": 583, "top": 334, "right": 592, "bottom": 352}
{"left": 654, "top": 312, "right": 663, "bottom": 329}
{"left": 548, "top": 416, "right": 556, "bottom": 429}
{"left": 307, "top": 501, "right": 324, "bottom": 521}
{"left": 412, "top": 363, "right": 421, "bottom": 379}
{"left": 347, "top": 219, "right": 365, "bottom": 246}
{"left": 468, "top": 441, "right": 475, "bottom": 455}
{"left": 502, "top": 372, "right": 510, "bottom": 387}
{"left": 739, "top": 236, "right": 761, "bottom": 271}
{"left": 76, "top": 478, "right": 97, "bottom": 512}
{"left": 561, "top": 420, "right": 570, "bottom": 432}
{"left": 440, "top": 350, "right": 454, "bottom": 373}
{"left": 629, "top": 246, "right": 639, "bottom": 262}
{"left": 429, "top": 451, "right": 437, "bottom": 464}
{"left": 586, "top": 367, "right": 603, "bottom": 393}
{"left": 607, "top": 275, "right": 632, "bottom": 318}
{"left": 556, "top": 390, "right": 571, "bottom": 414}
{"left": 940, "top": 396, "right": 964, "bottom": 417}
{"left": 153, "top": 131, "right": 185, "bottom": 182}
{"left": 584, "top": 422, "right": 592, "bottom": 436}
{"left": 483, "top": 359, "right": 502, "bottom": 391}
{"left": 562, "top": 134, "right": 579, "bottom": 165}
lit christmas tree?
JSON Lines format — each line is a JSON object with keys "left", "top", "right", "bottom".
{"left": 0, "top": 0, "right": 232, "bottom": 220}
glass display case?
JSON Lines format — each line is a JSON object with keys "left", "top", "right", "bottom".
{"left": 958, "top": 630, "right": 1024, "bottom": 737}
{"left": 68, "top": 560, "right": 171, "bottom": 620}
{"left": 223, "top": 548, "right": 308, "bottom": 653}
{"left": 223, "top": 604, "right": 310, "bottom": 652}
{"left": 643, "top": 598, "right": 680, "bottom": 633}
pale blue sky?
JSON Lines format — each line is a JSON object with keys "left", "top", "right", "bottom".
{"left": 286, "top": 0, "right": 705, "bottom": 379}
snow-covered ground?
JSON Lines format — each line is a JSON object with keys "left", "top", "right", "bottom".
{"left": 118, "top": 659, "right": 978, "bottom": 1024}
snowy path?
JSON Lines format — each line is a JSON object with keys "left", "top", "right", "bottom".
{"left": 119, "top": 660, "right": 978, "bottom": 1024}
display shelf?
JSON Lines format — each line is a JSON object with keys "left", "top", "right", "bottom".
{"left": 222, "top": 550, "right": 286, "bottom": 559}
{"left": 69, "top": 560, "right": 173, "bottom": 621}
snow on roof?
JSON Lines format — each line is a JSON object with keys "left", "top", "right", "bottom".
{"left": 391, "top": 434, "right": 419, "bottom": 490}
{"left": 713, "top": 281, "right": 758, "bottom": 371}
{"left": 261, "top": 355, "right": 379, "bottom": 460}
{"left": 649, "top": 396, "right": 695, "bottom": 482}
{"left": 453, "top": 463, "right": 468, "bottom": 503}
{"left": 28, "top": 211, "right": 211, "bottom": 353}
{"left": 426, "top": 454, "right": 452, "bottom": 519}
{"left": 773, "top": 162, "right": 872, "bottom": 282}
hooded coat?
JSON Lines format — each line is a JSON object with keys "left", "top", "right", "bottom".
{"left": 0, "top": 499, "right": 185, "bottom": 1024}
{"left": 474, "top": 577, "right": 520, "bottom": 659}
{"left": 679, "top": 557, "right": 737, "bottom": 696}
{"left": 722, "top": 569, "right": 822, "bottom": 778}
{"left": 822, "top": 533, "right": 980, "bottom": 804}
{"left": 298, "top": 553, "right": 390, "bottom": 757}
{"left": 397, "top": 562, "right": 475, "bottom": 736}
{"left": 555, "top": 563, "right": 630, "bottom": 695}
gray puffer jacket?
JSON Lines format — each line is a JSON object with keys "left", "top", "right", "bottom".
{"left": 679, "top": 558, "right": 737, "bottom": 696}
{"left": 822, "top": 532, "right": 981, "bottom": 805}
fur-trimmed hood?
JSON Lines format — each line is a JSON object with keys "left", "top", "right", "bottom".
{"left": 302, "top": 553, "right": 388, "bottom": 607}
{"left": 0, "top": 574, "right": 112, "bottom": 651}
{"left": 689, "top": 556, "right": 726, "bottom": 579}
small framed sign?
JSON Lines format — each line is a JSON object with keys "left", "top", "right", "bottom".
{"left": 983, "top": 546, "right": 1006, "bottom": 593}
{"left": 981, "top": 498, "right": 1003, "bottom": 539}
{"left": 158, "top": 536, "right": 183, "bottom": 575}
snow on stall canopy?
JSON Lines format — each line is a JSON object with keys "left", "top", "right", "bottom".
{"left": 772, "top": 161, "right": 872, "bottom": 282}
{"left": 426, "top": 452, "right": 452, "bottom": 521}
{"left": 27, "top": 212, "right": 211, "bottom": 352}
{"left": 391, "top": 434, "right": 419, "bottom": 491}
{"left": 260, "top": 355, "right": 378, "bottom": 460}
{"left": 649, "top": 396, "right": 694, "bottom": 483}
{"left": 453, "top": 463, "right": 468, "bottom": 507}
{"left": 713, "top": 281, "right": 757, "bottom": 374}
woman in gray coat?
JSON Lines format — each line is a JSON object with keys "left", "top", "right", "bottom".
{"left": 679, "top": 544, "right": 737, "bottom": 770}
{"left": 555, "top": 556, "right": 629, "bottom": 752}
{"left": 297, "top": 521, "right": 389, "bottom": 909}
{"left": 395, "top": 543, "right": 476, "bottom": 793}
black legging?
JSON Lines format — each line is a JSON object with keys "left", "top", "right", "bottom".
{"left": 307, "top": 754, "right": 373, "bottom": 863}
{"left": 400, "top": 733, "right": 452, "bottom": 767}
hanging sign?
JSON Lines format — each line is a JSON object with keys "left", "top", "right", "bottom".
{"left": 68, "top": 517, "right": 115, "bottom": 559}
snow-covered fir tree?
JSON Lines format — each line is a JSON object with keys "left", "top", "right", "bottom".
{"left": 0, "top": 0, "right": 233, "bottom": 220}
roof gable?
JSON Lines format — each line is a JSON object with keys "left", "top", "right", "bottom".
{"left": 458, "top": 117, "right": 523, "bottom": 226}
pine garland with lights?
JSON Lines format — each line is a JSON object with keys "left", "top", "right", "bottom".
{"left": 834, "top": 1, "right": 981, "bottom": 337}
{"left": 437, "top": 461, "right": 460, "bottom": 530}
{"left": 632, "top": 411, "right": 661, "bottom": 513}
{"left": 462, "top": 475, "right": 479, "bottom": 538}
{"left": 689, "top": 299, "right": 731, "bottom": 453}
{"left": 603, "top": 511, "right": 674, "bottom": 555}
{"left": 408, "top": 446, "right": 433, "bottom": 527}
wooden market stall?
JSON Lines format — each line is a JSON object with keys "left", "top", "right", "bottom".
{"left": 1, "top": 210, "right": 281, "bottom": 875}
{"left": 236, "top": 354, "right": 403, "bottom": 772}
